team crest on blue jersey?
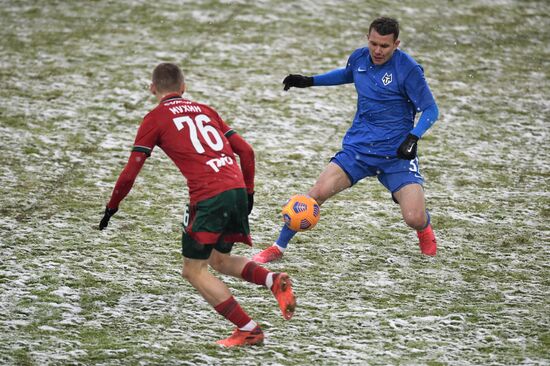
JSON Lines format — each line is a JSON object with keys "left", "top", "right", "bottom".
{"left": 382, "top": 72, "right": 393, "bottom": 86}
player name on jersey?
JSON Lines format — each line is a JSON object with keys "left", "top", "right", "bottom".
{"left": 168, "top": 104, "right": 202, "bottom": 115}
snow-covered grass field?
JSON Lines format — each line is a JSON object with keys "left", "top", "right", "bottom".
{"left": 1, "top": 0, "right": 549, "bottom": 365}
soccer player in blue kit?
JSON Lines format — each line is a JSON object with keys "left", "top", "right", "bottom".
{"left": 253, "top": 17, "right": 439, "bottom": 263}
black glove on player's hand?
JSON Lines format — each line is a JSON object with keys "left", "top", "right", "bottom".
{"left": 283, "top": 74, "right": 313, "bottom": 91}
{"left": 99, "top": 207, "right": 118, "bottom": 230}
{"left": 247, "top": 192, "right": 254, "bottom": 215}
{"left": 396, "top": 133, "right": 419, "bottom": 160}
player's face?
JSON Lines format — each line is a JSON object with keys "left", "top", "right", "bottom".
{"left": 367, "top": 30, "right": 400, "bottom": 65}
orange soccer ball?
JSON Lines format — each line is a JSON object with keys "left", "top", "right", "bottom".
{"left": 281, "top": 194, "right": 320, "bottom": 232}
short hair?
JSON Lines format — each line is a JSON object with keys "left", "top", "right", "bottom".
{"left": 152, "top": 63, "right": 185, "bottom": 93}
{"left": 369, "top": 17, "right": 400, "bottom": 41}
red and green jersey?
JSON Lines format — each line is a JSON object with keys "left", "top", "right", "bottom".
{"left": 130, "top": 94, "right": 247, "bottom": 204}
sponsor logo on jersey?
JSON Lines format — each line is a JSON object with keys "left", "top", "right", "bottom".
{"left": 382, "top": 72, "right": 393, "bottom": 86}
{"left": 206, "top": 154, "right": 235, "bottom": 172}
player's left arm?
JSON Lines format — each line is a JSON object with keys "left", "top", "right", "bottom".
{"left": 397, "top": 65, "right": 439, "bottom": 159}
{"left": 411, "top": 103, "right": 439, "bottom": 138}
{"left": 99, "top": 151, "right": 148, "bottom": 230}
{"left": 106, "top": 151, "right": 148, "bottom": 209}
{"left": 100, "top": 116, "right": 157, "bottom": 230}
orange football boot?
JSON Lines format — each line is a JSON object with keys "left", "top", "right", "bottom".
{"left": 252, "top": 245, "right": 283, "bottom": 263}
{"left": 271, "top": 273, "right": 296, "bottom": 320}
{"left": 417, "top": 224, "right": 437, "bottom": 256}
{"left": 216, "top": 326, "right": 264, "bottom": 347}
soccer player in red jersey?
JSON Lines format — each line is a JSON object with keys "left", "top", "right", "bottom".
{"left": 99, "top": 63, "right": 296, "bottom": 347}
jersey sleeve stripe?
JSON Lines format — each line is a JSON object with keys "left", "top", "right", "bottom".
{"left": 224, "top": 130, "right": 237, "bottom": 137}
{"left": 132, "top": 145, "right": 152, "bottom": 157}
{"left": 225, "top": 129, "right": 236, "bottom": 138}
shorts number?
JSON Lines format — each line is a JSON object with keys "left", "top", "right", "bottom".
{"left": 409, "top": 158, "right": 419, "bottom": 172}
{"left": 173, "top": 114, "right": 224, "bottom": 153}
{"left": 182, "top": 204, "right": 190, "bottom": 229}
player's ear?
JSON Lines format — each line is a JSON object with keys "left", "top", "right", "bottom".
{"left": 150, "top": 83, "right": 156, "bottom": 96}
{"left": 180, "top": 82, "right": 186, "bottom": 95}
{"left": 394, "top": 39, "right": 400, "bottom": 48}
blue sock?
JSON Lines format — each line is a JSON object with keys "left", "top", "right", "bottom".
{"left": 421, "top": 210, "right": 431, "bottom": 230}
{"left": 275, "top": 225, "right": 297, "bottom": 249}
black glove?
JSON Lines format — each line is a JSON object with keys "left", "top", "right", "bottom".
{"left": 396, "top": 133, "right": 419, "bottom": 160}
{"left": 247, "top": 192, "right": 254, "bottom": 214}
{"left": 99, "top": 207, "right": 118, "bottom": 230}
{"left": 283, "top": 74, "right": 313, "bottom": 91}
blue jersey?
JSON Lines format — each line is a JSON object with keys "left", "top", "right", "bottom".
{"left": 314, "top": 48, "right": 436, "bottom": 157}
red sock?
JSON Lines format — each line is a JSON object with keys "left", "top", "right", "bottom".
{"left": 214, "top": 296, "right": 251, "bottom": 329}
{"left": 241, "top": 261, "right": 269, "bottom": 286}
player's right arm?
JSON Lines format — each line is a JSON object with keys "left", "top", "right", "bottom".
{"left": 207, "top": 108, "right": 256, "bottom": 213}
{"left": 227, "top": 133, "right": 255, "bottom": 192}
{"left": 282, "top": 69, "right": 353, "bottom": 90}
{"left": 228, "top": 133, "right": 255, "bottom": 213}
{"left": 312, "top": 68, "right": 353, "bottom": 86}
{"left": 282, "top": 49, "right": 357, "bottom": 90}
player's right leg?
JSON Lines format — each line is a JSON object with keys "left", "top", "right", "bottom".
{"left": 253, "top": 161, "right": 352, "bottom": 263}
{"left": 210, "top": 251, "right": 296, "bottom": 320}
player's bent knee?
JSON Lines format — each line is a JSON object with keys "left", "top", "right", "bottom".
{"left": 209, "top": 250, "right": 232, "bottom": 273}
{"left": 208, "top": 256, "right": 224, "bottom": 272}
{"left": 307, "top": 190, "right": 334, "bottom": 207}
{"left": 181, "top": 262, "right": 200, "bottom": 282}
{"left": 403, "top": 210, "right": 427, "bottom": 230}
{"left": 181, "top": 266, "right": 192, "bottom": 280}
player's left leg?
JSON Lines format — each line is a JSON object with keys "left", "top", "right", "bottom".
{"left": 181, "top": 255, "right": 263, "bottom": 347}
{"left": 393, "top": 184, "right": 437, "bottom": 256}
{"left": 182, "top": 257, "right": 232, "bottom": 307}
{"left": 378, "top": 156, "right": 437, "bottom": 256}
{"left": 393, "top": 183, "right": 427, "bottom": 230}
{"left": 181, "top": 190, "right": 263, "bottom": 347}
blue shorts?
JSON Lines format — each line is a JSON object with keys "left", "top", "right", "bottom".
{"left": 331, "top": 148, "right": 424, "bottom": 195}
